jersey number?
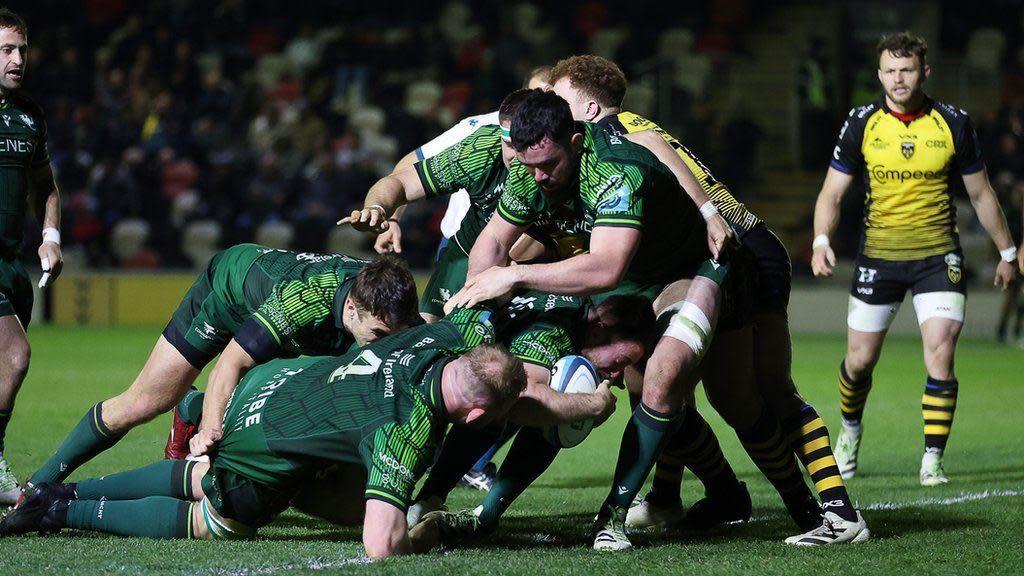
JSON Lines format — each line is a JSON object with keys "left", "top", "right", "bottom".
{"left": 329, "top": 350, "right": 383, "bottom": 382}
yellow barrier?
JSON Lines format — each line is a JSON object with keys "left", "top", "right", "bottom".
{"left": 50, "top": 272, "right": 434, "bottom": 326}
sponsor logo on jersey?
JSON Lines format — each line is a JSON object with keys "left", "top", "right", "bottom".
{"left": 596, "top": 175, "right": 632, "bottom": 213}
{"left": 856, "top": 287, "right": 874, "bottom": 295}
{"left": 869, "top": 164, "right": 946, "bottom": 184}
{"left": 194, "top": 322, "right": 219, "bottom": 341}
{"left": 869, "top": 137, "right": 888, "bottom": 150}
{"left": 439, "top": 288, "right": 451, "bottom": 302}
{"left": 901, "top": 141, "right": 915, "bottom": 158}
{"left": 377, "top": 452, "right": 414, "bottom": 482}
{"left": 0, "top": 137, "right": 34, "bottom": 154}
{"left": 944, "top": 253, "right": 962, "bottom": 266}
{"left": 926, "top": 140, "right": 948, "bottom": 148}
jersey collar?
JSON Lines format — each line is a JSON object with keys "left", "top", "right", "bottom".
{"left": 880, "top": 96, "right": 933, "bottom": 124}
{"left": 425, "top": 357, "right": 451, "bottom": 419}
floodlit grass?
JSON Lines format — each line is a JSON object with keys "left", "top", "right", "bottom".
{"left": 1, "top": 326, "right": 1021, "bottom": 575}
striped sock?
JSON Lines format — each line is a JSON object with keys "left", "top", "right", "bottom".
{"left": 651, "top": 404, "right": 737, "bottom": 505}
{"left": 738, "top": 405, "right": 807, "bottom": 496}
{"left": 838, "top": 361, "right": 872, "bottom": 425}
{"left": 783, "top": 404, "right": 857, "bottom": 522}
{"left": 923, "top": 377, "right": 958, "bottom": 451}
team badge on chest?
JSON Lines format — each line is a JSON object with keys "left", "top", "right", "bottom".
{"left": 901, "top": 141, "right": 915, "bottom": 159}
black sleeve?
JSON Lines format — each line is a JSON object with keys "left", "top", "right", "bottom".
{"left": 953, "top": 114, "right": 985, "bottom": 175}
{"left": 829, "top": 108, "right": 866, "bottom": 174}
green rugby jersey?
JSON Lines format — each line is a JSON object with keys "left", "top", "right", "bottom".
{"left": 230, "top": 245, "right": 371, "bottom": 362}
{"left": 0, "top": 95, "right": 50, "bottom": 258}
{"left": 226, "top": 307, "right": 495, "bottom": 509}
{"left": 497, "top": 122, "right": 709, "bottom": 286}
{"left": 415, "top": 125, "right": 508, "bottom": 255}
{"left": 496, "top": 290, "right": 585, "bottom": 369}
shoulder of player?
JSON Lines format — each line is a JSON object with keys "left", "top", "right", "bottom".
{"left": 458, "top": 111, "right": 500, "bottom": 129}
{"left": 843, "top": 102, "right": 881, "bottom": 131}
{"left": 929, "top": 99, "right": 973, "bottom": 130}
{"left": 9, "top": 92, "right": 45, "bottom": 119}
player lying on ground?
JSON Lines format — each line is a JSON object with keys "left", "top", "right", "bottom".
{"left": 811, "top": 32, "right": 1016, "bottom": 487}
{"left": 0, "top": 309, "right": 524, "bottom": 560}
{"left": 0, "top": 8, "right": 64, "bottom": 504}
{"left": 546, "top": 55, "right": 867, "bottom": 544}
{"left": 25, "top": 244, "right": 419, "bottom": 490}
{"left": 404, "top": 293, "right": 657, "bottom": 524}
{"left": 440, "top": 90, "right": 749, "bottom": 551}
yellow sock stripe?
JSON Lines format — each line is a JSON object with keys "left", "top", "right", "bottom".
{"left": 922, "top": 396, "right": 957, "bottom": 408}
{"left": 806, "top": 454, "right": 838, "bottom": 475}
{"left": 186, "top": 502, "right": 195, "bottom": 540}
{"left": 839, "top": 385, "right": 869, "bottom": 399}
{"left": 922, "top": 409, "right": 954, "bottom": 421}
{"left": 92, "top": 407, "right": 111, "bottom": 439}
{"left": 813, "top": 475, "right": 846, "bottom": 493}
{"left": 182, "top": 461, "right": 194, "bottom": 499}
{"left": 803, "top": 435, "right": 832, "bottom": 453}
{"left": 924, "top": 424, "right": 951, "bottom": 435}
{"left": 640, "top": 404, "right": 673, "bottom": 423}
{"left": 798, "top": 418, "right": 827, "bottom": 438}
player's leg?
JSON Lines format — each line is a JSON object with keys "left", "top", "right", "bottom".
{"left": 591, "top": 273, "right": 721, "bottom": 551}
{"left": 1, "top": 460, "right": 209, "bottom": 538}
{"left": 756, "top": 309, "right": 860, "bottom": 524}
{"left": 0, "top": 260, "right": 34, "bottom": 503}
{"left": 911, "top": 259, "right": 966, "bottom": 486}
{"left": 0, "top": 315, "right": 30, "bottom": 503}
{"left": 419, "top": 240, "right": 468, "bottom": 324}
{"left": 835, "top": 257, "right": 904, "bottom": 478}
{"left": 29, "top": 335, "right": 201, "bottom": 485}
{"left": 703, "top": 324, "right": 821, "bottom": 532}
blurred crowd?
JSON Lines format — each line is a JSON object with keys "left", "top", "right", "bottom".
{"left": 17, "top": 0, "right": 748, "bottom": 270}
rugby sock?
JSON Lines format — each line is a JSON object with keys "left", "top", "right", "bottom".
{"left": 600, "top": 402, "right": 681, "bottom": 515}
{"left": 74, "top": 459, "right": 197, "bottom": 501}
{"left": 66, "top": 497, "right": 194, "bottom": 539}
{"left": 838, "top": 361, "right": 872, "bottom": 425}
{"left": 737, "top": 405, "right": 807, "bottom": 497}
{"left": 478, "top": 427, "right": 559, "bottom": 530}
{"left": 30, "top": 403, "right": 125, "bottom": 484}
{"left": 783, "top": 404, "right": 856, "bottom": 522}
{"left": 923, "top": 377, "right": 958, "bottom": 451}
{"left": 177, "top": 388, "right": 205, "bottom": 425}
{"left": 416, "top": 425, "right": 503, "bottom": 502}
{"left": 649, "top": 404, "right": 738, "bottom": 505}
{"left": 0, "top": 408, "right": 10, "bottom": 452}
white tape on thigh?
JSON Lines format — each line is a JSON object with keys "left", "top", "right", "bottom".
{"left": 912, "top": 291, "right": 965, "bottom": 325}
{"left": 664, "top": 301, "right": 713, "bottom": 357}
{"left": 847, "top": 296, "right": 900, "bottom": 332}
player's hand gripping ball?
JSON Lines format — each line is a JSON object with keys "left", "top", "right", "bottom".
{"left": 544, "top": 355, "right": 599, "bottom": 448}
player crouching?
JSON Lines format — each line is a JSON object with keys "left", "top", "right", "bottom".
{"left": 1, "top": 310, "right": 523, "bottom": 560}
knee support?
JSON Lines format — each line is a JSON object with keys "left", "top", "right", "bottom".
{"left": 663, "top": 301, "right": 713, "bottom": 359}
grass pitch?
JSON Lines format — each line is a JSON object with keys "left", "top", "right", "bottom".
{"left": 0, "top": 326, "right": 1021, "bottom": 575}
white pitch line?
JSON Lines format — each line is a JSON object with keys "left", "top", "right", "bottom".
{"left": 861, "top": 488, "right": 1024, "bottom": 511}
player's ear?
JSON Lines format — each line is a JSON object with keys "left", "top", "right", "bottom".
{"left": 587, "top": 100, "right": 600, "bottom": 122}
{"left": 922, "top": 63, "right": 931, "bottom": 79}
{"left": 463, "top": 407, "right": 488, "bottom": 426}
{"left": 570, "top": 132, "right": 584, "bottom": 155}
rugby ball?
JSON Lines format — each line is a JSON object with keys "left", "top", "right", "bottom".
{"left": 544, "top": 355, "right": 598, "bottom": 448}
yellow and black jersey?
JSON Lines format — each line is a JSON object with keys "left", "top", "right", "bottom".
{"left": 598, "top": 111, "right": 762, "bottom": 234}
{"left": 831, "top": 97, "right": 985, "bottom": 260}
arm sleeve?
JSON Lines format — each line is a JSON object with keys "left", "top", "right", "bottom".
{"left": 509, "top": 321, "right": 576, "bottom": 368}
{"left": 414, "top": 126, "right": 502, "bottom": 198}
{"left": 829, "top": 109, "right": 865, "bottom": 174}
{"left": 442, "top": 306, "right": 496, "bottom": 353}
{"left": 361, "top": 423, "right": 435, "bottom": 511}
{"left": 953, "top": 114, "right": 985, "bottom": 175}
{"left": 592, "top": 164, "right": 645, "bottom": 229}
{"left": 496, "top": 161, "right": 543, "bottom": 225}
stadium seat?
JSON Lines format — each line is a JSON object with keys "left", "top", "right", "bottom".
{"left": 109, "top": 218, "right": 152, "bottom": 265}
{"left": 966, "top": 29, "right": 1006, "bottom": 72}
{"left": 255, "top": 220, "right": 295, "bottom": 250}
{"left": 181, "top": 220, "right": 223, "bottom": 268}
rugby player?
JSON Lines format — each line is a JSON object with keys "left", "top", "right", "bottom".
{"left": 26, "top": 245, "right": 419, "bottom": 488}
{"left": 811, "top": 32, "right": 1017, "bottom": 486}
{"left": 548, "top": 55, "right": 867, "bottom": 544}
{"left": 443, "top": 90, "right": 745, "bottom": 551}
{"left": 404, "top": 292, "right": 656, "bottom": 526}
{"left": 371, "top": 66, "right": 552, "bottom": 258}
{"left": 0, "top": 9, "right": 63, "bottom": 504}
{"left": 1, "top": 309, "right": 525, "bottom": 560}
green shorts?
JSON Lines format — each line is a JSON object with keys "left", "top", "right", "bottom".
{"left": 162, "top": 244, "right": 264, "bottom": 368}
{"left": 201, "top": 363, "right": 308, "bottom": 533}
{"left": 420, "top": 240, "right": 469, "bottom": 317}
{"left": 0, "top": 257, "right": 32, "bottom": 329}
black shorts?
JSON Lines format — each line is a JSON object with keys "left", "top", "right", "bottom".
{"left": 849, "top": 250, "right": 967, "bottom": 305}
{"left": 741, "top": 223, "right": 792, "bottom": 312}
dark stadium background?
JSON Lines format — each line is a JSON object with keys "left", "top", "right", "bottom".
{"left": 8, "top": 0, "right": 1022, "bottom": 287}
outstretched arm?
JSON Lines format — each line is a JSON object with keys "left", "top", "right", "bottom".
{"left": 190, "top": 340, "right": 255, "bottom": 457}
{"left": 339, "top": 167, "right": 426, "bottom": 235}
{"left": 507, "top": 363, "right": 616, "bottom": 427}
{"left": 30, "top": 163, "right": 62, "bottom": 287}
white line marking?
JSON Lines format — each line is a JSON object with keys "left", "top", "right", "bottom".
{"left": 861, "top": 488, "right": 1024, "bottom": 511}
